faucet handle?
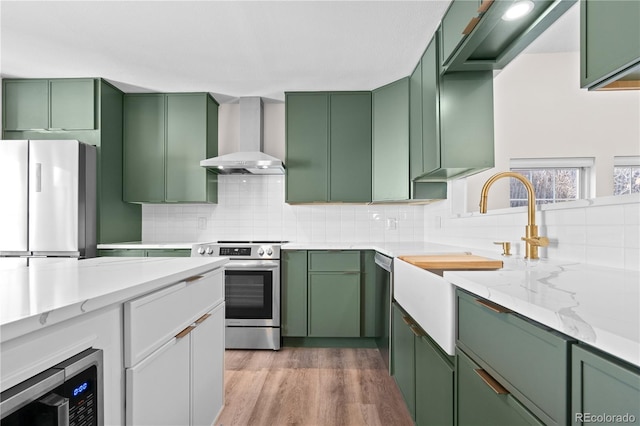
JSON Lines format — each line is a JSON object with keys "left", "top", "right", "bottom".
{"left": 493, "top": 242, "right": 512, "bottom": 256}
{"left": 521, "top": 236, "right": 549, "bottom": 247}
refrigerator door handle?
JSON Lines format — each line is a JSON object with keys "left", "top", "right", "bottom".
{"left": 35, "top": 163, "right": 42, "bottom": 192}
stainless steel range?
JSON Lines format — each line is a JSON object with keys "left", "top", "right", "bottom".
{"left": 191, "top": 241, "right": 282, "bottom": 350}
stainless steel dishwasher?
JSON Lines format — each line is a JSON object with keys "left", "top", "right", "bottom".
{"left": 374, "top": 252, "right": 393, "bottom": 372}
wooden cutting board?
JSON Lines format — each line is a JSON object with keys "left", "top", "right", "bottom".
{"left": 398, "top": 254, "right": 503, "bottom": 270}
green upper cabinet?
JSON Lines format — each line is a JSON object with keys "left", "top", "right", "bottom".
{"left": 285, "top": 91, "right": 371, "bottom": 203}
{"left": 372, "top": 78, "right": 410, "bottom": 202}
{"left": 123, "top": 93, "right": 218, "bottom": 203}
{"left": 3, "top": 78, "right": 95, "bottom": 131}
{"left": 571, "top": 344, "right": 640, "bottom": 426}
{"left": 440, "top": 0, "right": 576, "bottom": 72}
{"left": 580, "top": 0, "right": 640, "bottom": 90}
{"left": 414, "top": 29, "right": 495, "bottom": 182}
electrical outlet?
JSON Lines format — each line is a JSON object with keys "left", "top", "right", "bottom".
{"left": 197, "top": 217, "right": 207, "bottom": 230}
{"left": 386, "top": 217, "right": 397, "bottom": 230}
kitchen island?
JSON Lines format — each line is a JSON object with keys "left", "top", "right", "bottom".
{"left": 0, "top": 256, "right": 228, "bottom": 425}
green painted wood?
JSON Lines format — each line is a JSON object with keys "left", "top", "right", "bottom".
{"left": 361, "top": 250, "right": 378, "bottom": 337}
{"left": 282, "top": 250, "right": 308, "bottom": 337}
{"left": 415, "top": 333, "right": 454, "bottom": 426}
{"left": 308, "top": 272, "right": 360, "bottom": 337}
{"left": 391, "top": 303, "right": 416, "bottom": 420}
{"left": 421, "top": 34, "right": 440, "bottom": 176}
{"left": 571, "top": 344, "right": 640, "bottom": 426}
{"left": 372, "top": 79, "right": 409, "bottom": 201}
{"left": 123, "top": 94, "right": 166, "bottom": 202}
{"left": 456, "top": 348, "right": 544, "bottom": 426}
{"left": 166, "top": 94, "right": 208, "bottom": 202}
{"left": 440, "top": 0, "right": 480, "bottom": 66}
{"left": 329, "top": 92, "right": 372, "bottom": 202}
{"left": 206, "top": 95, "right": 219, "bottom": 203}
{"left": 409, "top": 61, "right": 423, "bottom": 183}
{"left": 98, "top": 80, "right": 141, "bottom": 243}
{"left": 581, "top": 0, "right": 640, "bottom": 89}
{"left": 49, "top": 79, "right": 95, "bottom": 130}
{"left": 3, "top": 79, "right": 49, "bottom": 130}
{"left": 457, "top": 290, "right": 571, "bottom": 425}
{"left": 144, "top": 249, "right": 190, "bottom": 257}
{"left": 97, "top": 249, "right": 145, "bottom": 257}
{"left": 307, "top": 250, "right": 360, "bottom": 272}
{"left": 285, "top": 93, "right": 329, "bottom": 203}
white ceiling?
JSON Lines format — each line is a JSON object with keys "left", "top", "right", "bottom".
{"left": 0, "top": 1, "right": 578, "bottom": 103}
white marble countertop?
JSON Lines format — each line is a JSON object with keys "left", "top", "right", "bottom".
{"left": 0, "top": 256, "right": 228, "bottom": 342}
{"left": 445, "top": 259, "right": 640, "bottom": 367}
{"left": 97, "top": 241, "right": 196, "bottom": 249}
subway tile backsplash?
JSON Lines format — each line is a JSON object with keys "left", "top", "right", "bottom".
{"left": 142, "top": 176, "right": 639, "bottom": 271}
{"left": 142, "top": 175, "right": 426, "bottom": 244}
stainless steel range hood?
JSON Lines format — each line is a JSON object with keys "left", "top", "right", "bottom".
{"left": 201, "top": 97, "right": 285, "bottom": 175}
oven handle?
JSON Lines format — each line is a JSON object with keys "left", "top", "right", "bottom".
{"left": 224, "top": 261, "right": 280, "bottom": 270}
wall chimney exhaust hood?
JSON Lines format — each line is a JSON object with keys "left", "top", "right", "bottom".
{"left": 201, "top": 97, "right": 285, "bottom": 174}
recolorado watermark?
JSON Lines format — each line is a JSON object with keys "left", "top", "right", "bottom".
{"left": 575, "top": 412, "right": 637, "bottom": 424}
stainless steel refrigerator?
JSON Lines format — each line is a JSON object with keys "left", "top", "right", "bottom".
{"left": 0, "top": 140, "right": 96, "bottom": 266}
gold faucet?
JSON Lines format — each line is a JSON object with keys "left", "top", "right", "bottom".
{"left": 479, "top": 172, "right": 549, "bottom": 260}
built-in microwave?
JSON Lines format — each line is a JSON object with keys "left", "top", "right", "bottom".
{"left": 0, "top": 348, "right": 103, "bottom": 426}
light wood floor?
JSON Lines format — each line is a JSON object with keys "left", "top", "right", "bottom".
{"left": 215, "top": 347, "right": 414, "bottom": 426}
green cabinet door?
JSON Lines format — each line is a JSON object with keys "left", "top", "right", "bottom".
{"left": 572, "top": 344, "right": 640, "bottom": 426}
{"left": 3, "top": 80, "right": 49, "bottom": 131}
{"left": 329, "top": 92, "right": 372, "bottom": 202}
{"left": 49, "top": 79, "right": 95, "bottom": 130}
{"left": 440, "top": 0, "right": 481, "bottom": 66}
{"left": 166, "top": 94, "right": 210, "bottom": 202}
{"left": 581, "top": 0, "right": 640, "bottom": 89}
{"left": 409, "top": 61, "right": 423, "bottom": 182}
{"left": 285, "top": 93, "right": 329, "bottom": 203}
{"left": 282, "top": 250, "right": 309, "bottom": 337}
{"left": 415, "top": 334, "right": 454, "bottom": 426}
{"left": 123, "top": 94, "right": 166, "bottom": 202}
{"left": 421, "top": 34, "right": 440, "bottom": 176}
{"left": 456, "top": 348, "right": 544, "bottom": 426}
{"left": 97, "top": 249, "right": 146, "bottom": 257}
{"left": 372, "top": 79, "right": 409, "bottom": 201}
{"left": 308, "top": 272, "right": 360, "bottom": 337}
{"left": 391, "top": 303, "right": 416, "bottom": 420}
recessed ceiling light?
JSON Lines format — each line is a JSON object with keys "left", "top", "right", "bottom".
{"left": 502, "top": 0, "right": 535, "bottom": 21}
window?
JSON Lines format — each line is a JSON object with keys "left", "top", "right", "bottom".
{"left": 613, "top": 156, "right": 640, "bottom": 196}
{"left": 509, "top": 158, "right": 594, "bottom": 208}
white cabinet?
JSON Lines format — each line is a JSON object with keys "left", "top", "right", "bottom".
{"left": 124, "top": 268, "right": 225, "bottom": 426}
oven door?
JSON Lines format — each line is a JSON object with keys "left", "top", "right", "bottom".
{"left": 224, "top": 260, "right": 280, "bottom": 327}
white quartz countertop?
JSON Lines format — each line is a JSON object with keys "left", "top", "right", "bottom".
{"left": 445, "top": 259, "right": 640, "bottom": 367}
{"left": 0, "top": 256, "right": 228, "bottom": 342}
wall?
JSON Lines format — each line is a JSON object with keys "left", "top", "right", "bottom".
{"left": 424, "top": 189, "right": 640, "bottom": 271}
{"left": 466, "top": 51, "right": 640, "bottom": 211}
{"left": 142, "top": 175, "right": 425, "bottom": 243}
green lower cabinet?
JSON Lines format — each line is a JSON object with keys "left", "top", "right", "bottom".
{"left": 281, "top": 250, "right": 308, "bottom": 337}
{"left": 415, "top": 334, "right": 454, "bottom": 426}
{"left": 97, "top": 248, "right": 190, "bottom": 257}
{"left": 391, "top": 303, "right": 416, "bottom": 420}
{"left": 308, "top": 272, "right": 360, "bottom": 337}
{"left": 571, "top": 344, "right": 640, "bottom": 426}
{"left": 456, "top": 348, "right": 544, "bottom": 426}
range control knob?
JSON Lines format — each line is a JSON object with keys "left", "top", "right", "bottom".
{"left": 258, "top": 248, "right": 265, "bottom": 256}
{"left": 197, "top": 247, "right": 205, "bottom": 255}
{"left": 267, "top": 248, "right": 273, "bottom": 256}
{"left": 205, "top": 246, "right": 214, "bottom": 255}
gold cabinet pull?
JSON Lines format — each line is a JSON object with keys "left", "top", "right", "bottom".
{"left": 175, "top": 325, "right": 196, "bottom": 339}
{"left": 185, "top": 275, "right": 204, "bottom": 283}
{"left": 478, "top": 0, "right": 494, "bottom": 13}
{"left": 195, "top": 313, "right": 211, "bottom": 324}
{"left": 410, "top": 325, "right": 425, "bottom": 337}
{"left": 475, "top": 369, "right": 509, "bottom": 395}
{"left": 475, "top": 298, "right": 511, "bottom": 314}
{"left": 462, "top": 17, "right": 481, "bottom": 35}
